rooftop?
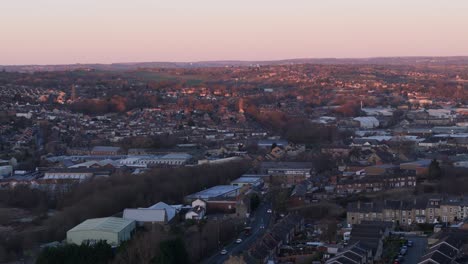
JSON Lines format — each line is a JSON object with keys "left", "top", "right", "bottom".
{"left": 186, "top": 185, "right": 240, "bottom": 200}
{"left": 91, "top": 146, "right": 121, "bottom": 152}
{"left": 231, "top": 177, "right": 262, "bottom": 184}
{"left": 68, "top": 217, "right": 135, "bottom": 233}
{"left": 160, "top": 153, "right": 192, "bottom": 159}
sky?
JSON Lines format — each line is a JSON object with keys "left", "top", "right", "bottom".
{"left": 1, "top": 0, "right": 468, "bottom": 65}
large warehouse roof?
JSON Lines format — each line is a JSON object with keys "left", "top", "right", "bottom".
{"left": 186, "top": 185, "right": 240, "bottom": 200}
{"left": 68, "top": 217, "right": 135, "bottom": 233}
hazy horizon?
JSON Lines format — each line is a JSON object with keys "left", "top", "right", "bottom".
{"left": 2, "top": 0, "right": 468, "bottom": 65}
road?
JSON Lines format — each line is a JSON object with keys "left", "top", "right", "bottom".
{"left": 202, "top": 201, "right": 273, "bottom": 264}
{"left": 403, "top": 235, "right": 427, "bottom": 263}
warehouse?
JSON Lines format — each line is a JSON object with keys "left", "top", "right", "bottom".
{"left": 67, "top": 217, "right": 136, "bottom": 246}
{"left": 123, "top": 201, "right": 179, "bottom": 225}
{"left": 184, "top": 185, "right": 241, "bottom": 203}
{"left": 230, "top": 176, "right": 263, "bottom": 187}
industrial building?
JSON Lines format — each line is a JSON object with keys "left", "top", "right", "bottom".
{"left": 123, "top": 202, "right": 179, "bottom": 225}
{"left": 230, "top": 176, "right": 263, "bottom": 187}
{"left": 184, "top": 185, "right": 241, "bottom": 203}
{"left": 66, "top": 217, "right": 136, "bottom": 246}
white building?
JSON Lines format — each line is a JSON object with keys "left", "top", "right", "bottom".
{"left": 353, "top": 117, "right": 380, "bottom": 129}
{"left": 123, "top": 202, "right": 178, "bottom": 225}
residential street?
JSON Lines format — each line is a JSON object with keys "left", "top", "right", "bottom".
{"left": 202, "top": 201, "right": 273, "bottom": 264}
{"left": 404, "top": 235, "right": 428, "bottom": 263}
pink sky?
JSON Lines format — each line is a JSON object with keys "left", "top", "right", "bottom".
{"left": 1, "top": 0, "right": 468, "bottom": 65}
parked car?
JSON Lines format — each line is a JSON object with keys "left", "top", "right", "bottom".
{"left": 399, "top": 248, "right": 407, "bottom": 255}
{"left": 267, "top": 209, "right": 272, "bottom": 213}
{"left": 394, "top": 254, "right": 404, "bottom": 263}
{"left": 407, "top": 240, "right": 413, "bottom": 247}
{"left": 235, "top": 238, "right": 242, "bottom": 244}
{"left": 220, "top": 249, "right": 228, "bottom": 255}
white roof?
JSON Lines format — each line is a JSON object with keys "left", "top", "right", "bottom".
{"left": 353, "top": 117, "right": 379, "bottom": 127}
{"left": 68, "top": 217, "right": 134, "bottom": 233}
{"left": 69, "top": 159, "right": 117, "bottom": 168}
{"left": 123, "top": 202, "right": 177, "bottom": 223}
{"left": 148, "top": 202, "right": 177, "bottom": 221}
{"left": 362, "top": 107, "right": 394, "bottom": 117}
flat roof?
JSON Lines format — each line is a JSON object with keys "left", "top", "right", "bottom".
{"left": 68, "top": 217, "right": 134, "bottom": 233}
{"left": 400, "top": 159, "right": 432, "bottom": 166}
{"left": 186, "top": 185, "right": 240, "bottom": 199}
{"left": 231, "top": 177, "right": 262, "bottom": 184}
{"left": 161, "top": 153, "right": 192, "bottom": 159}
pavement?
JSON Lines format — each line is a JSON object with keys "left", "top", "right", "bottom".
{"left": 402, "top": 235, "right": 428, "bottom": 263}
{"left": 201, "top": 201, "right": 273, "bottom": 264}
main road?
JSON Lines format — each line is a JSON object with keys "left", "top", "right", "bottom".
{"left": 202, "top": 201, "right": 273, "bottom": 264}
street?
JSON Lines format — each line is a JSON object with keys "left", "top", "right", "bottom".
{"left": 202, "top": 201, "right": 273, "bottom": 264}
{"left": 403, "top": 235, "right": 428, "bottom": 263}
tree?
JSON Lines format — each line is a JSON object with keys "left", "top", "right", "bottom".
{"left": 36, "top": 241, "right": 113, "bottom": 264}
{"left": 428, "top": 159, "right": 442, "bottom": 180}
{"left": 153, "top": 238, "right": 189, "bottom": 264}
{"left": 250, "top": 194, "right": 261, "bottom": 211}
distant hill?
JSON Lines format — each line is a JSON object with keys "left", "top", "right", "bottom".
{"left": 2, "top": 56, "right": 468, "bottom": 72}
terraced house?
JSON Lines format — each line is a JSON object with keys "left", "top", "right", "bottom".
{"left": 348, "top": 197, "right": 468, "bottom": 226}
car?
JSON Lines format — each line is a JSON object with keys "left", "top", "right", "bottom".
{"left": 407, "top": 240, "right": 413, "bottom": 247}
{"left": 260, "top": 224, "right": 265, "bottom": 229}
{"left": 394, "top": 255, "right": 404, "bottom": 262}
{"left": 267, "top": 209, "right": 272, "bottom": 213}
{"left": 399, "top": 248, "right": 407, "bottom": 255}
{"left": 235, "top": 238, "right": 242, "bottom": 244}
{"left": 220, "top": 249, "right": 228, "bottom": 255}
